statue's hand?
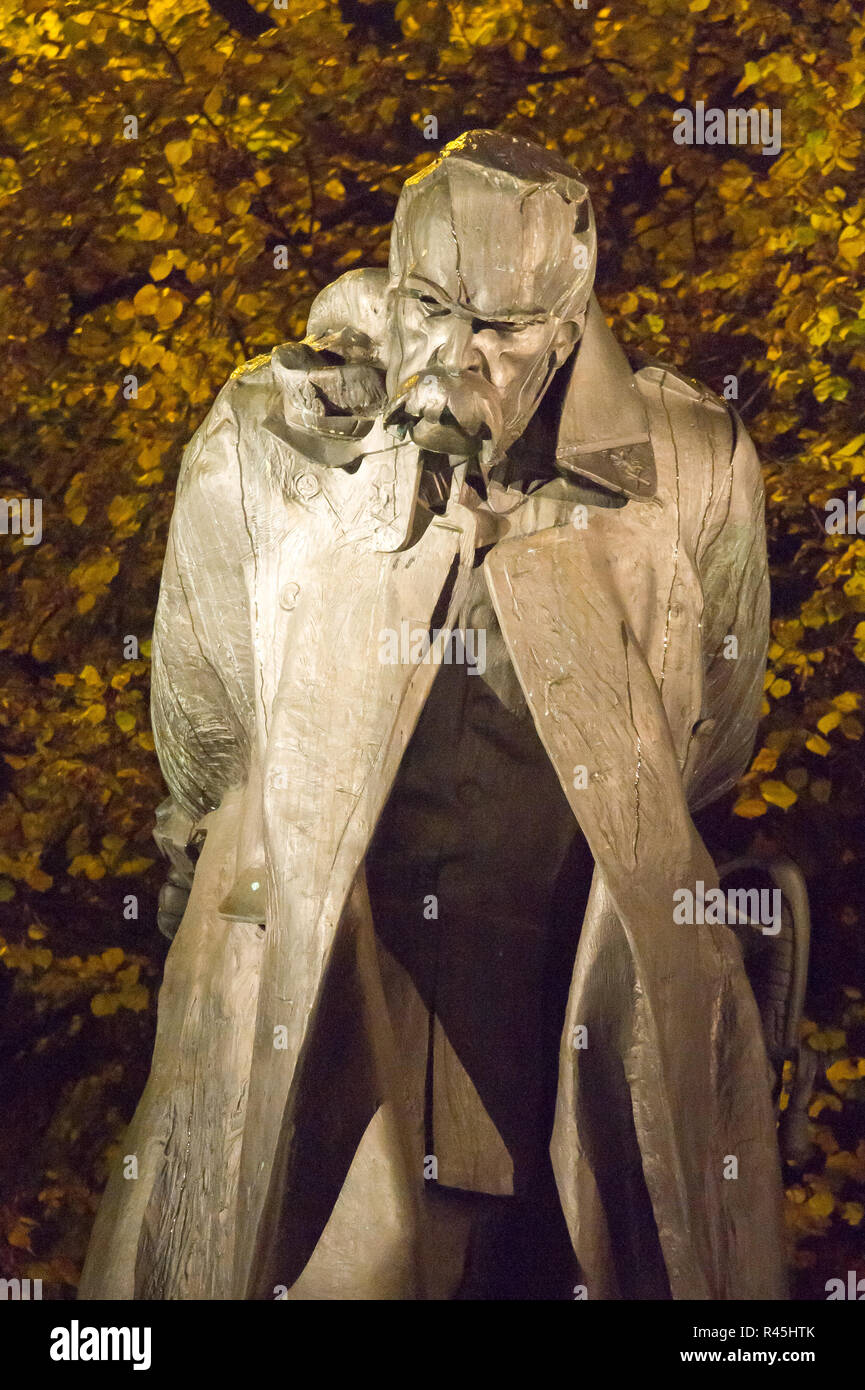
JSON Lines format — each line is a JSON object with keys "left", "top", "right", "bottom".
{"left": 157, "top": 864, "right": 192, "bottom": 942}
{"left": 152, "top": 797, "right": 204, "bottom": 942}
{"left": 271, "top": 341, "right": 386, "bottom": 443}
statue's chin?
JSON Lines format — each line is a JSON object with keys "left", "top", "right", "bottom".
{"left": 409, "top": 419, "right": 478, "bottom": 455}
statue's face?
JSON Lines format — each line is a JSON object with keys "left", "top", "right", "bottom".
{"left": 384, "top": 173, "right": 592, "bottom": 466}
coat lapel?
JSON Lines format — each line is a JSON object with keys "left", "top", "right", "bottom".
{"left": 555, "top": 294, "right": 657, "bottom": 499}
{"left": 235, "top": 501, "right": 480, "bottom": 1296}
{"left": 485, "top": 517, "right": 784, "bottom": 1299}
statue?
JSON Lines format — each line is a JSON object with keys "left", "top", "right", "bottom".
{"left": 80, "top": 130, "right": 789, "bottom": 1301}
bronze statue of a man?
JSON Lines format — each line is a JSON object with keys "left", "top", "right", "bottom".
{"left": 80, "top": 131, "right": 786, "bottom": 1301}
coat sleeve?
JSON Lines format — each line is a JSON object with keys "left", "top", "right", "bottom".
{"left": 685, "top": 403, "right": 770, "bottom": 811}
{"left": 151, "top": 380, "right": 257, "bottom": 822}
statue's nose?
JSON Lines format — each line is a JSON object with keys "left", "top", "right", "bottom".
{"left": 430, "top": 317, "right": 483, "bottom": 375}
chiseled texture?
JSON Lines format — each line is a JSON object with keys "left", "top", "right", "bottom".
{"left": 485, "top": 371, "right": 782, "bottom": 1299}
{"left": 79, "top": 301, "right": 784, "bottom": 1303}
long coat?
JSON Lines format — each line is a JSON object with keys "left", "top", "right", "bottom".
{"left": 79, "top": 295, "right": 786, "bottom": 1301}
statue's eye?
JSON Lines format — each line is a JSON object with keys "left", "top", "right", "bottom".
{"left": 471, "top": 318, "right": 524, "bottom": 335}
{"left": 416, "top": 294, "right": 449, "bottom": 318}
{"left": 418, "top": 295, "right": 449, "bottom": 316}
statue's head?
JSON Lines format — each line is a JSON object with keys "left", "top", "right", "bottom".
{"left": 383, "top": 130, "right": 596, "bottom": 465}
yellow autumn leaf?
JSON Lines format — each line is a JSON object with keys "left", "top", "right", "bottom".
{"left": 807, "top": 1029, "right": 846, "bottom": 1051}
{"left": 117, "top": 856, "right": 154, "bottom": 874}
{"left": 806, "top": 734, "right": 831, "bottom": 756}
{"left": 115, "top": 709, "right": 136, "bottom": 732}
{"left": 149, "top": 253, "right": 173, "bottom": 281}
{"left": 833, "top": 690, "right": 861, "bottom": 712}
{"left": 759, "top": 779, "right": 797, "bottom": 809}
{"left": 827, "top": 1150, "right": 865, "bottom": 1181}
{"left": 826, "top": 1057, "right": 861, "bottom": 1083}
{"left": 751, "top": 747, "right": 778, "bottom": 773}
{"left": 733, "top": 59, "right": 761, "bottom": 96}
{"left": 225, "top": 188, "right": 250, "bottom": 216}
{"left": 775, "top": 54, "right": 803, "bottom": 84}
{"left": 164, "top": 138, "right": 193, "bottom": 167}
{"left": 107, "top": 496, "right": 137, "bottom": 527}
{"left": 71, "top": 554, "right": 119, "bottom": 595}
{"left": 189, "top": 210, "right": 216, "bottom": 234}
{"left": 68, "top": 854, "right": 106, "bottom": 880}
{"left": 806, "top": 1189, "right": 835, "bottom": 1218}
{"left": 809, "top": 1092, "right": 843, "bottom": 1117}
{"left": 155, "top": 292, "right": 184, "bottom": 327}
{"left": 91, "top": 992, "right": 120, "bottom": 1016}
{"left": 133, "top": 210, "right": 165, "bottom": 240}
{"left": 132, "top": 284, "right": 160, "bottom": 316}
{"left": 117, "top": 983, "right": 149, "bottom": 1012}
{"left": 8, "top": 1216, "right": 36, "bottom": 1251}
{"left": 817, "top": 709, "right": 842, "bottom": 734}
{"left": 733, "top": 795, "right": 767, "bottom": 818}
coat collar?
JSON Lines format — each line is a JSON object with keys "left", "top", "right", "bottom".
{"left": 554, "top": 293, "right": 657, "bottom": 500}
{"left": 267, "top": 280, "right": 658, "bottom": 508}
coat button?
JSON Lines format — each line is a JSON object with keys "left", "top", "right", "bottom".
{"left": 295, "top": 472, "right": 320, "bottom": 500}
{"left": 280, "top": 582, "right": 300, "bottom": 611}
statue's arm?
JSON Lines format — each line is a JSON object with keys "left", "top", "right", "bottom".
{"left": 149, "top": 282, "right": 387, "bottom": 934}
{"left": 148, "top": 383, "right": 261, "bottom": 936}
{"left": 686, "top": 404, "right": 770, "bottom": 811}
{"left": 151, "top": 385, "right": 256, "bottom": 826}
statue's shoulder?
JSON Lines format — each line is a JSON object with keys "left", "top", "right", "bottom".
{"left": 229, "top": 351, "right": 275, "bottom": 382}
{"left": 635, "top": 361, "right": 729, "bottom": 414}
{"left": 176, "top": 349, "right": 282, "bottom": 492}
{"left": 213, "top": 348, "right": 282, "bottom": 420}
{"left": 634, "top": 359, "right": 762, "bottom": 504}
{"left": 634, "top": 359, "right": 740, "bottom": 461}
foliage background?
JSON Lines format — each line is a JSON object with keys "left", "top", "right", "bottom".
{"left": 1, "top": 0, "right": 864, "bottom": 1298}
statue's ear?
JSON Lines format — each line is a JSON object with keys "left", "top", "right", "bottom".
{"left": 304, "top": 268, "right": 389, "bottom": 368}
{"left": 551, "top": 314, "right": 583, "bottom": 366}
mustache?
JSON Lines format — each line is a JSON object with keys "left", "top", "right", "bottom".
{"left": 383, "top": 367, "right": 503, "bottom": 454}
